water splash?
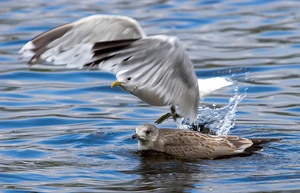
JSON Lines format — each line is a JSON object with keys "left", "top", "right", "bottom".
{"left": 177, "top": 80, "right": 246, "bottom": 136}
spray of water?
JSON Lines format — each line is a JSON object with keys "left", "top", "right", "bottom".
{"left": 177, "top": 79, "right": 246, "bottom": 136}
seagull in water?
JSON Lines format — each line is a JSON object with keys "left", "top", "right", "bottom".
{"left": 132, "top": 124, "right": 281, "bottom": 159}
{"left": 19, "top": 14, "right": 232, "bottom": 124}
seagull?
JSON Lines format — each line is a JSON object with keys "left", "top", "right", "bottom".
{"left": 19, "top": 14, "right": 232, "bottom": 124}
{"left": 132, "top": 124, "right": 280, "bottom": 159}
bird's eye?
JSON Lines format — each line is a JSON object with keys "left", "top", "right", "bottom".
{"left": 145, "top": 130, "right": 151, "bottom": 135}
{"left": 127, "top": 77, "right": 131, "bottom": 81}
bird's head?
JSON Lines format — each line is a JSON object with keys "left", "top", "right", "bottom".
{"left": 132, "top": 124, "right": 159, "bottom": 149}
{"left": 111, "top": 74, "right": 138, "bottom": 92}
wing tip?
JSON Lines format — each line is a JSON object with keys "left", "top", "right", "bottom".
{"left": 19, "top": 41, "right": 36, "bottom": 61}
{"left": 19, "top": 41, "right": 38, "bottom": 65}
{"left": 19, "top": 41, "right": 35, "bottom": 53}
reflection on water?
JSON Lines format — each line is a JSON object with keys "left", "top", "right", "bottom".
{"left": 1, "top": 0, "right": 300, "bottom": 192}
{"left": 135, "top": 157, "right": 199, "bottom": 192}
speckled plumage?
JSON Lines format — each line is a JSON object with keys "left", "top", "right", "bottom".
{"left": 132, "top": 124, "right": 280, "bottom": 159}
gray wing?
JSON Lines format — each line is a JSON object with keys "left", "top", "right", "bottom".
{"left": 19, "top": 15, "right": 199, "bottom": 121}
{"left": 91, "top": 36, "right": 199, "bottom": 121}
{"left": 19, "top": 14, "right": 145, "bottom": 65}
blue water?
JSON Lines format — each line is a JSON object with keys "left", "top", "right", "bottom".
{"left": 1, "top": 0, "right": 300, "bottom": 192}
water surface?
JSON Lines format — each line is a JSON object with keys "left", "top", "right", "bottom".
{"left": 1, "top": 0, "right": 300, "bottom": 192}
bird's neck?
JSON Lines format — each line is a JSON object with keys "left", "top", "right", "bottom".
{"left": 138, "top": 140, "right": 154, "bottom": 150}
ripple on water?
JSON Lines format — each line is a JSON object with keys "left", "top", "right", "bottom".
{"left": 1, "top": 0, "right": 300, "bottom": 192}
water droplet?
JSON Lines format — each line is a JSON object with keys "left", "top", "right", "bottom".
{"left": 177, "top": 79, "right": 246, "bottom": 136}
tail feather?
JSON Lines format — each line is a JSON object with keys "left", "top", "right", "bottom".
{"left": 244, "top": 138, "right": 281, "bottom": 154}
{"left": 249, "top": 138, "right": 281, "bottom": 146}
{"left": 198, "top": 77, "right": 232, "bottom": 97}
{"left": 244, "top": 145, "right": 264, "bottom": 154}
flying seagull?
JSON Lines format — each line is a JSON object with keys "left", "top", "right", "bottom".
{"left": 19, "top": 14, "right": 232, "bottom": 124}
{"left": 132, "top": 124, "right": 280, "bottom": 159}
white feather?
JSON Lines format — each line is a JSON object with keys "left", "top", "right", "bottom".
{"left": 198, "top": 77, "right": 233, "bottom": 97}
{"left": 19, "top": 41, "right": 35, "bottom": 57}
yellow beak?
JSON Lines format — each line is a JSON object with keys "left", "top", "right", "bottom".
{"left": 111, "top": 80, "right": 122, "bottom": 88}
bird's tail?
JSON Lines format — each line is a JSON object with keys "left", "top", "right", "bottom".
{"left": 197, "top": 77, "right": 233, "bottom": 98}
{"left": 244, "top": 138, "right": 281, "bottom": 153}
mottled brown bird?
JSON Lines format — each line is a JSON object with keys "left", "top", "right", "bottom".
{"left": 132, "top": 124, "right": 280, "bottom": 159}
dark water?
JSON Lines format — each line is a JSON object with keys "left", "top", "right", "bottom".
{"left": 1, "top": 0, "right": 300, "bottom": 192}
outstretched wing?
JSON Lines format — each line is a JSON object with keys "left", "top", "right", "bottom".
{"left": 92, "top": 36, "right": 199, "bottom": 121}
{"left": 19, "top": 15, "right": 199, "bottom": 121}
{"left": 19, "top": 14, "right": 145, "bottom": 65}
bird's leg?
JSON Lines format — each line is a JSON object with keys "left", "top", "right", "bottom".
{"left": 155, "top": 106, "right": 181, "bottom": 124}
{"left": 170, "top": 105, "right": 181, "bottom": 121}
{"left": 155, "top": 112, "right": 172, "bottom": 124}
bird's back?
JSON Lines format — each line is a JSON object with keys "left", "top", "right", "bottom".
{"left": 156, "top": 129, "right": 275, "bottom": 159}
